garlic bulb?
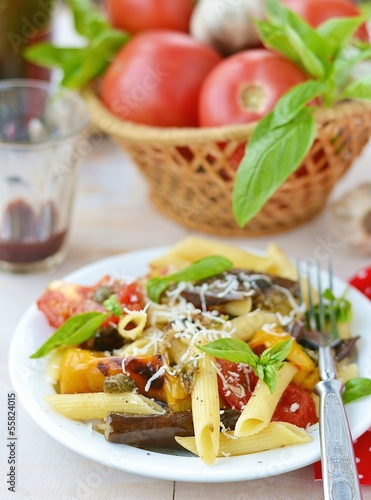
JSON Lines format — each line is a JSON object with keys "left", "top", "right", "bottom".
{"left": 329, "top": 183, "right": 371, "bottom": 255}
{"left": 190, "top": 0, "right": 265, "bottom": 56}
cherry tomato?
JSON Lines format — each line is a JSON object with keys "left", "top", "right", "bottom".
{"left": 216, "top": 359, "right": 258, "bottom": 410}
{"left": 104, "top": 0, "right": 194, "bottom": 34}
{"left": 198, "top": 49, "right": 309, "bottom": 127}
{"left": 101, "top": 31, "right": 221, "bottom": 127}
{"left": 272, "top": 382, "right": 318, "bottom": 428}
{"left": 349, "top": 267, "right": 371, "bottom": 300}
{"left": 282, "top": 0, "right": 369, "bottom": 41}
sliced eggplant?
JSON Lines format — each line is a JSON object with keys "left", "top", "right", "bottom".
{"left": 105, "top": 408, "right": 240, "bottom": 449}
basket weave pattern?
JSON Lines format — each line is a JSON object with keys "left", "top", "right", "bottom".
{"left": 84, "top": 88, "right": 371, "bottom": 236}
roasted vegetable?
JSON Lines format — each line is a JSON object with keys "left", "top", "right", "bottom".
{"left": 105, "top": 409, "right": 241, "bottom": 449}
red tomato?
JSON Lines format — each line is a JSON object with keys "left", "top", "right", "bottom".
{"left": 37, "top": 283, "right": 91, "bottom": 328}
{"left": 216, "top": 359, "right": 258, "bottom": 410}
{"left": 37, "top": 278, "right": 145, "bottom": 328}
{"left": 104, "top": 0, "right": 194, "bottom": 34}
{"left": 282, "top": 0, "right": 369, "bottom": 41}
{"left": 198, "top": 50, "right": 309, "bottom": 127}
{"left": 272, "top": 382, "right": 318, "bottom": 428}
{"left": 101, "top": 31, "right": 222, "bottom": 127}
{"left": 349, "top": 267, "right": 371, "bottom": 300}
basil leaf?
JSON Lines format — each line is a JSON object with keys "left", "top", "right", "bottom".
{"left": 147, "top": 255, "right": 233, "bottom": 303}
{"left": 285, "top": 26, "right": 325, "bottom": 79}
{"left": 23, "top": 0, "right": 128, "bottom": 89}
{"left": 68, "top": 0, "right": 117, "bottom": 40}
{"left": 198, "top": 338, "right": 259, "bottom": 368}
{"left": 262, "top": 364, "right": 280, "bottom": 394}
{"left": 343, "top": 377, "right": 371, "bottom": 404}
{"left": 317, "top": 16, "right": 365, "bottom": 55}
{"left": 272, "top": 81, "right": 326, "bottom": 128}
{"left": 261, "top": 339, "right": 293, "bottom": 364}
{"left": 30, "top": 311, "right": 108, "bottom": 358}
{"left": 103, "top": 294, "right": 123, "bottom": 317}
{"left": 199, "top": 337, "right": 292, "bottom": 394}
{"left": 322, "top": 288, "right": 337, "bottom": 302}
{"left": 232, "top": 108, "right": 315, "bottom": 227}
{"left": 255, "top": 21, "right": 301, "bottom": 66}
{"left": 265, "top": 0, "right": 330, "bottom": 77}
{"left": 341, "top": 75, "right": 371, "bottom": 100}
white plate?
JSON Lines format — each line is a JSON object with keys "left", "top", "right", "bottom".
{"left": 9, "top": 246, "right": 371, "bottom": 483}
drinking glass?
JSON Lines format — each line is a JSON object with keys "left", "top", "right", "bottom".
{"left": 0, "top": 79, "right": 90, "bottom": 272}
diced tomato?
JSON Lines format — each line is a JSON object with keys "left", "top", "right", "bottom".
{"left": 37, "top": 283, "right": 90, "bottom": 328}
{"left": 37, "top": 277, "right": 145, "bottom": 329}
{"left": 216, "top": 359, "right": 258, "bottom": 410}
{"left": 272, "top": 382, "right": 318, "bottom": 428}
{"left": 116, "top": 281, "right": 145, "bottom": 310}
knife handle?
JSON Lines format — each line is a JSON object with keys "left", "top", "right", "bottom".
{"left": 316, "top": 378, "right": 363, "bottom": 500}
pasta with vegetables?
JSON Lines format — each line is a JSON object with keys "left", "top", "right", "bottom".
{"left": 31, "top": 237, "right": 364, "bottom": 465}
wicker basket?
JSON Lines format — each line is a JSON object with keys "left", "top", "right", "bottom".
{"left": 82, "top": 86, "right": 371, "bottom": 237}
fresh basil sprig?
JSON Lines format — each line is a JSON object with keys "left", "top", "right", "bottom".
{"left": 24, "top": 0, "right": 129, "bottom": 89}
{"left": 147, "top": 255, "right": 233, "bottom": 303}
{"left": 322, "top": 288, "right": 353, "bottom": 323}
{"left": 233, "top": 0, "right": 371, "bottom": 227}
{"left": 30, "top": 311, "right": 108, "bottom": 358}
{"left": 198, "top": 337, "right": 293, "bottom": 394}
{"left": 343, "top": 377, "right": 371, "bottom": 404}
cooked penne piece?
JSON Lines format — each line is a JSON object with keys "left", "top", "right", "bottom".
{"left": 234, "top": 362, "right": 298, "bottom": 437}
{"left": 191, "top": 353, "right": 220, "bottom": 465}
{"left": 118, "top": 310, "right": 147, "bottom": 340}
{"left": 44, "top": 392, "right": 165, "bottom": 420}
{"left": 228, "top": 310, "right": 278, "bottom": 341}
{"left": 219, "top": 297, "right": 252, "bottom": 317}
{"left": 266, "top": 243, "right": 296, "bottom": 280}
{"left": 149, "top": 236, "right": 274, "bottom": 272}
{"left": 175, "top": 422, "right": 312, "bottom": 457}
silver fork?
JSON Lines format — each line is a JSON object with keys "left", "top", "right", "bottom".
{"left": 296, "top": 260, "right": 362, "bottom": 500}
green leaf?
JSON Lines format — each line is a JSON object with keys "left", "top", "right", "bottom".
{"left": 317, "top": 16, "right": 365, "bottom": 55}
{"left": 322, "top": 288, "right": 337, "bottom": 302}
{"left": 265, "top": 1, "right": 330, "bottom": 78}
{"left": 285, "top": 25, "right": 325, "bottom": 79}
{"left": 343, "top": 377, "right": 371, "bottom": 404}
{"left": 147, "top": 256, "right": 233, "bottom": 303}
{"left": 23, "top": 0, "right": 129, "bottom": 89}
{"left": 341, "top": 75, "right": 371, "bottom": 100}
{"left": 198, "top": 338, "right": 259, "bottom": 368}
{"left": 262, "top": 364, "right": 280, "bottom": 393}
{"left": 272, "top": 81, "right": 327, "bottom": 128}
{"left": 255, "top": 21, "right": 301, "bottom": 66}
{"left": 68, "top": 0, "right": 114, "bottom": 40}
{"left": 261, "top": 339, "right": 293, "bottom": 364}
{"left": 103, "top": 294, "right": 123, "bottom": 317}
{"left": 232, "top": 108, "right": 316, "bottom": 227}
{"left": 30, "top": 311, "right": 108, "bottom": 358}
{"left": 199, "top": 337, "right": 292, "bottom": 394}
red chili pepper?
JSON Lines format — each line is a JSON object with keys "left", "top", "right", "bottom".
{"left": 348, "top": 267, "right": 371, "bottom": 300}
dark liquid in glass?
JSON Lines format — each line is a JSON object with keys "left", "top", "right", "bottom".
{"left": 0, "top": 200, "right": 67, "bottom": 263}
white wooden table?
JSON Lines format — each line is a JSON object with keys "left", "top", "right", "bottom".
{"left": 1, "top": 134, "right": 371, "bottom": 499}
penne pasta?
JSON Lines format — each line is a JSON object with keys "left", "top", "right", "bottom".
{"left": 218, "top": 297, "right": 252, "bottom": 317}
{"left": 191, "top": 353, "right": 220, "bottom": 465}
{"left": 175, "top": 421, "right": 313, "bottom": 457}
{"left": 234, "top": 362, "right": 298, "bottom": 437}
{"left": 149, "top": 236, "right": 275, "bottom": 273}
{"left": 229, "top": 310, "right": 278, "bottom": 342}
{"left": 44, "top": 392, "right": 165, "bottom": 420}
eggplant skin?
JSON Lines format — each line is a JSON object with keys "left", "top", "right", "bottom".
{"left": 105, "top": 409, "right": 240, "bottom": 450}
